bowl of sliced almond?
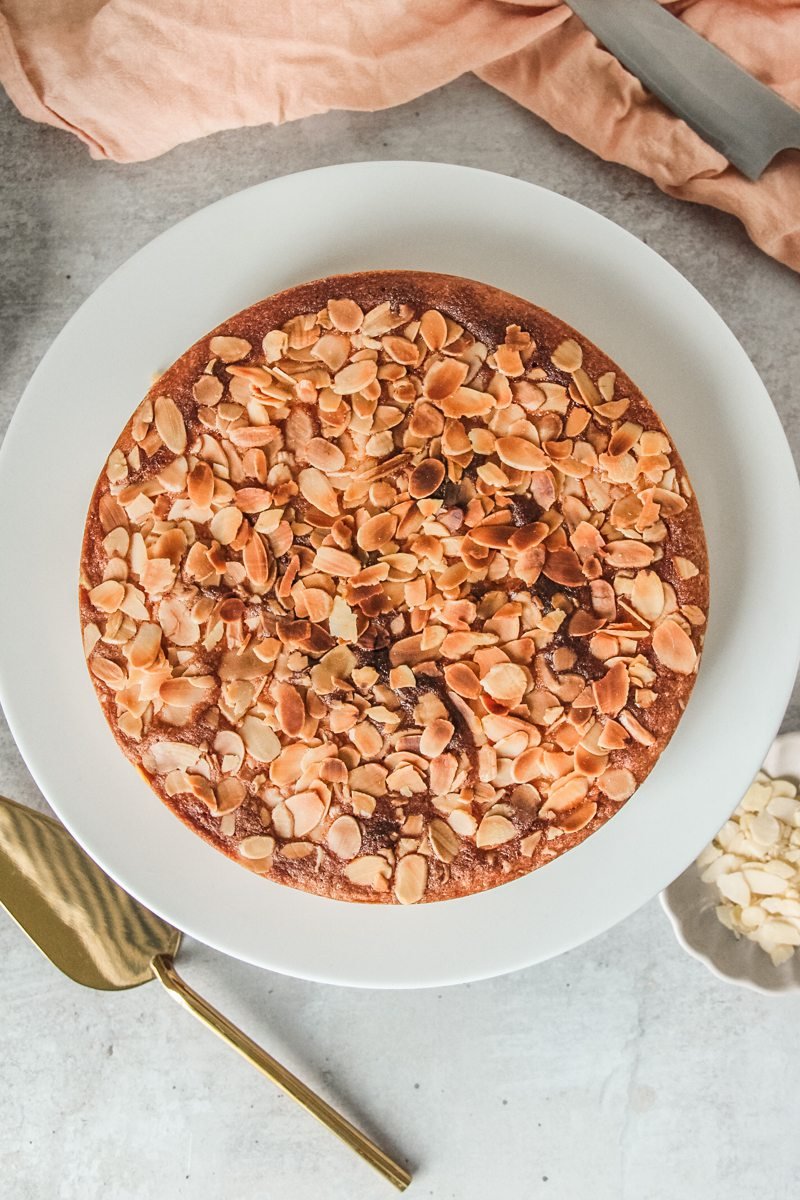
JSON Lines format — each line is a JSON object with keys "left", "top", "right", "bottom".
{"left": 661, "top": 731, "right": 800, "bottom": 994}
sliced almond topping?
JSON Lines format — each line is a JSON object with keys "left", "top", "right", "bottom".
{"left": 85, "top": 289, "right": 706, "bottom": 904}
{"left": 408, "top": 458, "right": 445, "bottom": 499}
{"left": 357, "top": 512, "right": 397, "bottom": 552}
{"left": 159, "top": 677, "right": 210, "bottom": 706}
{"left": 240, "top": 715, "right": 281, "bottom": 763}
{"left": 429, "top": 818, "right": 459, "bottom": 862}
{"left": 239, "top": 835, "right": 275, "bottom": 860}
{"left": 559, "top": 800, "right": 597, "bottom": 833}
{"left": 275, "top": 682, "right": 306, "bottom": 736}
{"left": 154, "top": 396, "right": 187, "bottom": 454}
{"left": 313, "top": 546, "right": 361, "bottom": 577}
{"left": 327, "top": 815, "right": 362, "bottom": 859}
{"left": 674, "top": 556, "right": 699, "bottom": 580}
{"left": 327, "top": 298, "right": 363, "bottom": 333}
{"left": 476, "top": 814, "right": 516, "bottom": 848}
{"left": 420, "top": 719, "right": 455, "bottom": 758}
{"left": 210, "top": 335, "right": 251, "bottom": 362}
{"left": 604, "top": 540, "right": 654, "bottom": 569}
{"left": 209, "top": 506, "right": 243, "bottom": 546}
{"left": 305, "top": 438, "right": 346, "bottom": 472}
{"left": 551, "top": 339, "right": 582, "bottom": 372}
{"left": 298, "top": 467, "right": 340, "bottom": 517}
{"left": 630, "top": 569, "right": 664, "bottom": 623}
{"left": 495, "top": 436, "right": 548, "bottom": 472}
{"left": 597, "top": 767, "right": 636, "bottom": 801}
{"left": 592, "top": 661, "right": 629, "bottom": 717}
{"left": 482, "top": 663, "right": 527, "bottom": 705}
{"left": 423, "top": 358, "right": 469, "bottom": 401}
{"left": 214, "top": 777, "right": 246, "bottom": 815}
{"left": 652, "top": 619, "right": 697, "bottom": 674}
{"left": 419, "top": 309, "right": 448, "bottom": 350}
{"left": 393, "top": 853, "right": 428, "bottom": 904}
{"left": 286, "top": 791, "right": 325, "bottom": 837}
{"left": 332, "top": 359, "right": 378, "bottom": 395}
{"left": 187, "top": 462, "right": 215, "bottom": 508}
{"left": 89, "top": 580, "right": 125, "bottom": 613}
{"left": 345, "top": 855, "right": 392, "bottom": 890}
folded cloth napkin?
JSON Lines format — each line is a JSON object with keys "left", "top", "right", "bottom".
{"left": 1, "top": 0, "right": 798, "bottom": 270}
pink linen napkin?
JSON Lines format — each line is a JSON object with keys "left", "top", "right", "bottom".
{"left": 1, "top": 0, "right": 798, "bottom": 271}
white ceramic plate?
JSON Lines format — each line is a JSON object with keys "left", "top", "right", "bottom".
{"left": 661, "top": 732, "right": 800, "bottom": 994}
{"left": 1, "top": 162, "right": 798, "bottom": 989}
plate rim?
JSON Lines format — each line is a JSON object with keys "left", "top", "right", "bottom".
{"left": 1, "top": 160, "right": 799, "bottom": 988}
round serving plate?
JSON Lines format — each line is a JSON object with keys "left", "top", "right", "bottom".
{"left": 1, "top": 162, "right": 798, "bottom": 988}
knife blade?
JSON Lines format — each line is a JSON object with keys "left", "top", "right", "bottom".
{"left": 566, "top": 0, "right": 800, "bottom": 180}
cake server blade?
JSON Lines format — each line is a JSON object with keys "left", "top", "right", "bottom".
{"left": 0, "top": 794, "right": 410, "bottom": 1191}
{"left": 566, "top": 0, "right": 800, "bottom": 180}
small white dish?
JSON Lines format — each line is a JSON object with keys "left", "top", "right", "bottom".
{"left": 661, "top": 732, "right": 800, "bottom": 994}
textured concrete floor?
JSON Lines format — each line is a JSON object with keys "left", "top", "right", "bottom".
{"left": 1, "top": 77, "right": 799, "bottom": 1200}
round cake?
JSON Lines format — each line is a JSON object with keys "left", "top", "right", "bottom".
{"left": 80, "top": 271, "right": 709, "bottom": 904}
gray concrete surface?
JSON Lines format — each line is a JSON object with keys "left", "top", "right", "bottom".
{"left": 1, "top": 77, "right": 799, "bottom": 1200}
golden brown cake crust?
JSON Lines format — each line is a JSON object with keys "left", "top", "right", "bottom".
{"left": 80, "top": 271, "right": 709, "bottom": 904}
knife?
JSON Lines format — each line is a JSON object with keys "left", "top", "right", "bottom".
{"left": 566, "top": 0, "right": 800, "bottom": 180}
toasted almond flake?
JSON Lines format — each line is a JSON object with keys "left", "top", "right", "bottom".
{"left": 286, "top": 791, "right": 325, "bottom": 837}
{"left": 444, "top": 663, "right": 482, "bottom": 699}
{"left": 159, "top": 677, "right": 210, "bottom": 706}
{"left": 144, "top": 740, "right": 201, "bottom": 774}
{"left": 423, "top": 358, "right": 469, "bottom": 401}
{"left": 408, "top": 458, "right": 445, "bottom": 499}
{"left": 239, "top": 835, "right": 275, "bottom": 860}
{"left": 210, "top": 335, "right": 251, "bottom": 362}
{"left": 345, "top": 855, "right": 392, "bottom": 889}
{"left": 592, "top": 661, "right": 629, "bottom": 717}
{"left": 243, "top": 531, "right": 269, "bottom": 586}
{"left": 420, "top": 719, "right": 455, "bottom": 758}
{"left": 482, "top": 663, "right": 527, "bottom": 705}
{"left": 393, "top": 853, "right": 428, "bottom": 904}
{"left": 89, "top": 580, "right": 125, "bottom": 613}
{"left": 356, "top": 512, "right": 397, "bottom": 552}
{"left": 210, "top": 777, "right": 243, "bottom": 814}
{"left": 332, "top": 359, "right": 378, "bottom": 395}
{"left": 631, "top": 569, "right": 664, "bottom": 623}
{"left": 327, "top": 815, "right": 362, "bottom": 859}
{"left": 604, "top": 540, "right": 654, "bottom": 569}
{"left": 429, "top": 818, "right": 459, "bottom": 862}
{"left": 597, "top": 767, "right": 636, "bottom": 801}
{"left": 305, "top": 437, "right": 346, "bottom": 472}
{"left": 559, "top": 800, "right": 597, "bottom": 833}
{"left": 329, "top": 595, "right": 358, "bottom": 641}
{"left": 154, "top": 396, "right": 187, "bottom": 454}
{"left": 90, "top": 656, "right": 126, "bottom": 690}
{"left": 551, "top": 339, "right": 582, "bottom": 372}
{"left": 209, "top": 506, "right": 243, "bottom": 546}
{"left": 241, "top": 715, "right": 281, "bottom": 763}
{"left": 652, "top": 619, "right": 697, "bottom": 674}
{"left": 313, "top": 546, "right": 361, "bottom": 576}
{"left": 413, "top": 308, "right": 446, "bottom": 351}
{"left": 327, "top": 298, "right": 363, "bottom": 333}
{"left": 298, "top": 467, "right": 340, "bottom": 517}
{"left": 495, "top": 436, "right": 548, "bottom": 472}
{"left": 476, "top": 814, "right": 516, "bottom": 848}
{"left": 674, "top": 556, "right": 699, "bottom": 580}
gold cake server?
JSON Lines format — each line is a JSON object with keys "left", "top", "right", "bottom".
{"left": 0, "top": 794, "right": 411, "bottom": 1191}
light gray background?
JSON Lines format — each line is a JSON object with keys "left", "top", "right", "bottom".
{"left": 1, "top": 79, "right": 799, "bottom": 1200}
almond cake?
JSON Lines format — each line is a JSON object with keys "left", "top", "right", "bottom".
{"left": 80, "top": 271, "right": 709, "bottom": 904}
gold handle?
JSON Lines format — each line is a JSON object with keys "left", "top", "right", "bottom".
{"left": 151, "top": 954, "right": 411, "bottom": 1191}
